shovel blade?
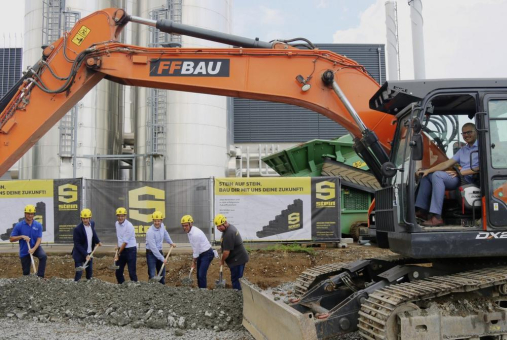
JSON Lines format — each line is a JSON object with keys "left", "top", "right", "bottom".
{"left": 108, "top": 265, "right": 119, "bottom": 270}
{"left": 215, "top": 279, "right": 226, "bottom": 288}
{"left": 150, "top": 276, "right": 162, "bottom": 283}
{"left": 181, "top": 278, "right": 193, "bottom": 286}
{"left": 75, "top": 266, "right": 87, "bottom": 272}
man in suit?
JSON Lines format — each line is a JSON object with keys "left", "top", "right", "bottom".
{"left": 72, "top": 209, "right": 101, "bottom": 281}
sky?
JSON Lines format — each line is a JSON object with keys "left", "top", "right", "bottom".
{"left": 1, "top": 0, "right": 507, "bottom": 80}
{"left": 234, "top": 0, "right": 507, "bottom": 80}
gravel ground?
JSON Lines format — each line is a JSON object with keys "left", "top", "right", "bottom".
{"left": 0, "top": 318, "right": 253, "bottom": 340}
{"left": 0, "top": 277, "right": 364, "bottom": 339}
{"left": 0, "top": 277, "right": 252, "bottom": 339}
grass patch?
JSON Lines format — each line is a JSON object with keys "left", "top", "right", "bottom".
{"left": 263, "top": 244, "right": 315, "bottom": 256}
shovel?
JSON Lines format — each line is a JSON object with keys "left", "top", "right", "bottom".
{"left": 26, "top": 241, "right": 37, "bottom": 275}
{"left": 181, "top": 267, "right": 194, "bottom": 286}
{"left": 75, "top": 244, "right": 100, "bottom": 272}
{"left": 149, "top": 245, "right": 174, "bottom": 283}
{"left": 215, "top": 264, "right": 226, "bottom": 289}
{"left": 108, "top": 249, "right": 120, "bottom": 270}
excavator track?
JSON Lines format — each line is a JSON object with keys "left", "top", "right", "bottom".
{"left": 294, "top": 262, "right": 346, "bottom": 297}
{"left": 294, "top": 255, "right": 415, "bottom": 297}
{"left": 358, "top": 266, "right": 507, "bottom": 340}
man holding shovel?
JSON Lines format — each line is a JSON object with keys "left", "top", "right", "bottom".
{"left": 72, "top": 209, "right": 102, "bottom": 281}
{"left": 114, "top": 207, "right": 138, "bottom": 284}
{"left": 181, "top": 215, "right": 214, "bottom": 289}
{"left": 214, "top": 214, "right": 249, "bottom": 290}
{"left": 146, "top": 211, "right": 176, "bottom": 284}
{"left": 9, "top": 204, "right": 47, "bottom": 278}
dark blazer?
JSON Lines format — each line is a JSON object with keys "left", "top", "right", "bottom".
{"left": 72, "top": 221, "right": 100, "bottom": 262}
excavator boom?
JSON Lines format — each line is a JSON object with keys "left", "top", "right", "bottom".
{"left": 0, "top": 8, "right": 396, "bottom": 177}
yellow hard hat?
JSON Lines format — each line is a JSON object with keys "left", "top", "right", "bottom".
{"left": 80, "top": 209, "right": 92, "bottom": 218}
{"left": 181, "top": 215, "right": 193, "bottom": 224}
{"left": 214, "top": 214, "right": 227, "bottom": 226}
{"left": 24, "top": 205, "right": 36, "bottom": 214}
{"left": 152, "top": 211, "right": 164, "bottom": 220}
{"left": 116, "top": 207, "right": 127, "bottom": 215}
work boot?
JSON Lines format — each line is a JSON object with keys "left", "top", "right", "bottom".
{"left": 415, "top": 210, "right": 428, "bottom": 220}
{"left": 422, "top": 216, "right": 444, "bottom": 227}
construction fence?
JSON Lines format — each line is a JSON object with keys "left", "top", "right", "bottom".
{"left": 0, "top": 177, "right": 345, "bottom": 244}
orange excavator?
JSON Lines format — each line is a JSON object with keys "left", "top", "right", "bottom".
{"left": 3, "top": 8, "right": 507, "bottom": 340}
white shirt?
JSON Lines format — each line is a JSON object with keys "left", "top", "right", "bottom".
{"left": 187, "top": 225, "right": 211, "bottom": 259}
{"left": 84, "top": 224, "right": 93, "bottom": 253}
{"left": 115, "top": 219, "right": 137, "bottom": 248}
{"left": 146, "top": 223, "right": 174, "bottom": 262}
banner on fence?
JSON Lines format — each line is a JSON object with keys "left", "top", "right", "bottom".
{"left": 214, "top": 177, "right": 340, "bottom": 242}
{"left": 85, "top": 179, "right": 212, "bottom": 244}
{"left": 0, "top": 179, "right": 82, "bottom": 243}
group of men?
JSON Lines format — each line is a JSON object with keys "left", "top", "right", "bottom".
{"left": 10, "top": 206, "right": 249, "bottom": 290}
{"left": 8, "top": 123, "right": 479, "bottom": 285}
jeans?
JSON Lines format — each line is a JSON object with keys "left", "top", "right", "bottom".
{"left": 230, "top": 264, "right": 246, "bottom": 290}
{"left": 415, "top": 171, "right": 460, "bottom": 215}
{"left": 21, "top": 246, "right": 48, "bottom": 277}
{"left": 196, "top": 248, "right": 214, "bottom": 288}
{"left": 74, "top": 258, "right": 93, "bottom": 281}
{"left": 146, "top": 250, "right": 166, "bottom": 284}
{"left": 20, "top": 246, "right": 47, "bottom": 278}
{"left": 115, "top": 247, "right": 138, "bottom": 284}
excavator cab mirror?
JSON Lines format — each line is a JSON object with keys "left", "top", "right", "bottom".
{"left": 409, "top": 117, "right": 424, "bottom": 161}
{"left": 410, "top": 133, "right": 423, "bottom": 161}
{"left": 412, "top": 117, "right": 422, "bottom": 134}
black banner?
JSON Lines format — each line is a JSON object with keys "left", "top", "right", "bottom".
{"left": 54, "top": 178, "right": 82, "bottom": 243}
{"left": 311, "top": 177, "right": 341, "bottom": 241}
{"left": 85, "top": 179, "right": 212, "bottom": 244}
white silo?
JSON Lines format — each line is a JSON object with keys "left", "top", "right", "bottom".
{"left": 136, "top": 0, "right": 232, "bottom": 180}
{"left": 19, "top": 0, "right": 129, "bottom": 180}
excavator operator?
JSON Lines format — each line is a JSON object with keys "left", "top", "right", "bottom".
{"left": 415, "top": 122, "right": 479, "bottom": 226}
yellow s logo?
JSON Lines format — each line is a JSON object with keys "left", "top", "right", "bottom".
{"left": 59, "top": 184, "right": 78, "bottom": 203}
{"left": 316, "top": 181, "right": 335, "bottom": 200}
{"left": 288, "top": 212, "right": 300, "bottom": 225}
{"left": 128, "top": 186, "right": 165, "bottom": 223}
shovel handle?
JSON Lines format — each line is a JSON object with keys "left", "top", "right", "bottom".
{"left": 89, "top": 243, "right": 100, "bottom": 257}
{"left": 82, "top": 244, "right": 100, "bottom": 267}
{"left": 188, "top": 267, "right": 194, "bottom": 278}
{"left": 155, "top": 245, "right": 174, "bottom": 277}
{"left": 26, "top": 242, "right": 37, "bottom": 274}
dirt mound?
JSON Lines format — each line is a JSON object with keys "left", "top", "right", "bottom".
{"left": 0, "top": 244, "right": 393, "bottom": 288}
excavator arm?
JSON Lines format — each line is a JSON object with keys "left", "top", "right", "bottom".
{"left": 0, "top": 8, "right": 396, "bottom": 177}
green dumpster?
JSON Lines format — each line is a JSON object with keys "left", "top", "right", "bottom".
{"left": 262, "top": 135, "right": 377, "bottom": 236}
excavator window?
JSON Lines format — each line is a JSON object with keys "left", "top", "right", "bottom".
{"left": 489, "top": 99, "right": 507, "bottom": 168}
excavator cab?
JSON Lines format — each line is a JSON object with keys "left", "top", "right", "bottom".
{"left": 370, "top": 79, "right": 507, "bottom": 258}
{"left": 242, "top": 80, "right": 507, "bottom": 340}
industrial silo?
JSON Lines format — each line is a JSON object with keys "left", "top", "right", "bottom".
{"left": 136, "top": 0, "right": 232, "bottom": 180}
{"left": 19, "top": 0, "right": 129, "bottom": 180}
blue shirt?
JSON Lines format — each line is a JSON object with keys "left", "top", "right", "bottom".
{"left": 146, "top": 224, "right": 174, "bottom": 262}
{"left": 115, "top": 219, "right": 137, "bottom": 248}
{"left": 10, "top": 219, "right": 43, "bottom": 258}
{"left": 452, "top": 140, "right": 479, "bottom": 184}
